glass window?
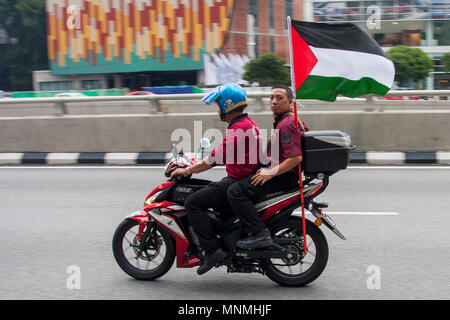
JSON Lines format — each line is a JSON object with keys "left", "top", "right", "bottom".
{"left": 248, "top": 0, "right": 258, "bottom": 28}
{"left": 373, "top": 29, "right": 423, "bottom": 47}
{"left": 433, "top": 58, "right": 443, "bottom": 73}
{"left": 436, "top": 21, "right": 450, "bottom": 46}
{"left": 312, "top": 0, "right": 446, "bottom": 22}
{"left": 347, "top": 1, "right": 362, "bottom": 21}
{"left": 285, "top": 0, "right": 294, "bottom": 27}
{"left": 39, "top": 81, "right": 74, "bottom": 91}
{"left": 269, "top": 0, "right": 274, "bottom": 28}
{"left": 81, "top": 80, "right": 102, "bottom": 90}
{"left": 286, "top": 0, "right": 294, "bottom": 18}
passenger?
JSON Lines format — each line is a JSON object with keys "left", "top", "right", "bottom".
{"left": 227, "top": 84, "right": 309, "bottom": 249}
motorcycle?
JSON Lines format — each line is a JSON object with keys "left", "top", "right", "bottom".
{"left": 113, "top": 131, "right": 355, "bottom": 287}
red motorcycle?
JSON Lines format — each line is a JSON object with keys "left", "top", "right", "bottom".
{"left": 113, "top": 131, "right": 354, "bottom": 287}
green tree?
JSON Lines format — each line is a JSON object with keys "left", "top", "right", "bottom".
{"left": 243, "top": 53, "right": 290, "bottom": 87}
{"left": 0, "top": 0, "right": 48, "bottom": 91}
{"left": 386, "top": 46, "right": 434, "bottom": 89}
{"left": 442, "top": 53, "right": 450, "bottom": 73}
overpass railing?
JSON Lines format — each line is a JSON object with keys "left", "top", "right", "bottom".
{"left": 1, "top": 90, "right": 449, "bottom": 116}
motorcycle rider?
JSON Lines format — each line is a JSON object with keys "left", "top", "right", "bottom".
{"left": 227, "top": 84, "right": 309, "bottom": 249}
{"left": 170, "top": 83, "right": 261, "bottom": 275}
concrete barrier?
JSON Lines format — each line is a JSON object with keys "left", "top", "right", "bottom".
{"left": 2, "top": 98, "right": 450, "bottom": 117}
{"left": 1, "top": 111, "right": 449, "bottom": 153}
{"left": 1, "top": 151, "right": 449, "bottom": 165}
{"left": 1, "top": 90, "right": 450, "bottom": 117}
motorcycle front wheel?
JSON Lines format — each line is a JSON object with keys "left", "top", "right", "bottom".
{"left": 112, "top": 219, "right": 175, "bottom": 280}
{"left": 262, "top": 217, "right": 329, "bottom": 287}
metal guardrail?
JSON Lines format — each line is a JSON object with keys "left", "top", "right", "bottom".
{"left": 0, "top": 90, "right": 449, "bottom": 115}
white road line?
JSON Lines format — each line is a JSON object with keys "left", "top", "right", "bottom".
{"left": 294, "top": 211, "right": 399, "bottom": 216}
{"left": 1, "top": 165, "right": 450, "bottom": 169}
{"left": 0, "top": 166, "right": 168, "bottom": 169}
{"left": 348, "top": 166, "right": 450, "bottom": 169}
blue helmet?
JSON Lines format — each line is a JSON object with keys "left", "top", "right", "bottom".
{"left": 201, "top": 83, "right": 248, "bottom": 115}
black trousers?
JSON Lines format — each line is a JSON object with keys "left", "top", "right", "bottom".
{"left": 227, "top": 172, "right": 300, "bottom": 235}
{"left": 184, "top": 176, "right": 238, "bottom": 252}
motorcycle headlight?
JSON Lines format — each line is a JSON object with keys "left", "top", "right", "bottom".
{"left": 145, "top": 190, "right": 162, "bottom": 206}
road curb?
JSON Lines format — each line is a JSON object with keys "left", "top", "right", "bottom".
{"left": 0, "top": 152, "right": 449, "bottom": 165}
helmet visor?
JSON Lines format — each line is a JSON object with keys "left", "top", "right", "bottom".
{"left": 201, "top": 86, "right": 220, "bottom": 105}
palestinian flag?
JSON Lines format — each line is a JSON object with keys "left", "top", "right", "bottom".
{"left": 289, "top": 20, "right": 395, "bottom": 102}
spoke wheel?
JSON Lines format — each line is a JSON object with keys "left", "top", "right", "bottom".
{"left": 112, "top": 219, "right": 175, "bottom": 280}
{"left": 262, "top": 217, "right": 329, "bottom": 287}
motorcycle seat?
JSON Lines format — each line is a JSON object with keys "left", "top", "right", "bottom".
{"left": 254, "top": 183, "right": 321, "bottom": 212}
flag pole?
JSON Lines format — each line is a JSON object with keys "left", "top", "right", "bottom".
{"left": 287, "top": 16, "right": 307, "bottom": 255}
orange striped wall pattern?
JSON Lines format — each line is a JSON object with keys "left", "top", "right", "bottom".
{"left": 47, "top": 0, "right": 235, "bottom": 74}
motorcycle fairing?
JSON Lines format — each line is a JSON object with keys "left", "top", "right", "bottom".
{"left": 150, "top": 211, "right": 201, "bottom": 267}
{"left": 143, "top": 200, "right": 179, "bottom": 211}
{"left": 145, "top": 182, "right": 174, "bottom": 201}
{"left": 261, "top": 196, "right": 299, "bottom": 222}
{"left": 127, "top": 203, "right": 198, "bottom": 266}
{"left": 126, "top": 210, "right": 149, "bottom": 241}
{"left": 175, "top": 237, "right": 201, "bottom": 268}
{"left": 144, "top": 202, "right": 202, "bottom": 268}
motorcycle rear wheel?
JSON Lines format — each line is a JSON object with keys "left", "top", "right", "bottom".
{"left": 112, "top": 219, "right": 175, "bottom": 280}
{"left": 262, "top": 217, "right": 329, "bottom": 287}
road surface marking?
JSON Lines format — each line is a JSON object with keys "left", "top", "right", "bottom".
{"left": 1, "top": 166, "right": 450, "bottom": 169}
{"left": 294, "top": 211, "right": 399, "bottom": 216}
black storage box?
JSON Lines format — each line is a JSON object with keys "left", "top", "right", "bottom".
{"left": 301, "top": 130, "right": 354, "bottom": 174}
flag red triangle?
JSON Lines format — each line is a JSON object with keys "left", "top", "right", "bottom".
{"left": 290, "top": 25, "right": 318, "bottom": 92}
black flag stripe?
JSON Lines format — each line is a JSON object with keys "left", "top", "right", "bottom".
{"left": 291, "top": 20, "right": 386, "bottom": 57}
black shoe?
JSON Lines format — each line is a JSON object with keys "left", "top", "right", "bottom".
{"left": 236, "top": 228, "right": 274, "bottom": 249}
{"left": 197, "top": 248, "right": 227, "bottom": 275}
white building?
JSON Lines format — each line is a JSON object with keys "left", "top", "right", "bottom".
{"left": 308, "top": 0, "right": 450, "bottom": 89}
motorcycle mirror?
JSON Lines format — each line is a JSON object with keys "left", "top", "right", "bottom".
{"left": 171, "top": 144, "right": 178, "bottom": 158}
{"left": 199, "top": 137, "right": 211, "bottom": 149}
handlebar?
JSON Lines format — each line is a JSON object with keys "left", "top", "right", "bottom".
{"left": 171, "top": 174, "right": 186, "bottom": 181}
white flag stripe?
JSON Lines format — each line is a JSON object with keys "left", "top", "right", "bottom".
{"left": 309, "top": 46, "right": 395, "bottom": 88}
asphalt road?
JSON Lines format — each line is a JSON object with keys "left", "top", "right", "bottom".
{"left": 0, "top": 166, "right": 449, "bottom": 300}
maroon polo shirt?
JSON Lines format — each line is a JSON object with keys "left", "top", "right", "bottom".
{"left": 210, "top": 113, "right": 261, "bottom": 179}
{"left": 267, "top": 109, "right": 309, "bottom": 174}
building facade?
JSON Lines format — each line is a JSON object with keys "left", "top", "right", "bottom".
{"left": 43, "top": 0, "right": 236, "bottom": 90}
{"left": 221, "top": 0, "right": 303, "bottom": 61}
{"left": 38, "top": 0, "right": 449, "bottom": 91}
{"left": 38, "top": 0, "right": 304, "bottom": 91}
{"left": 310, "top": 0, "right": 450, "bottom": 89}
